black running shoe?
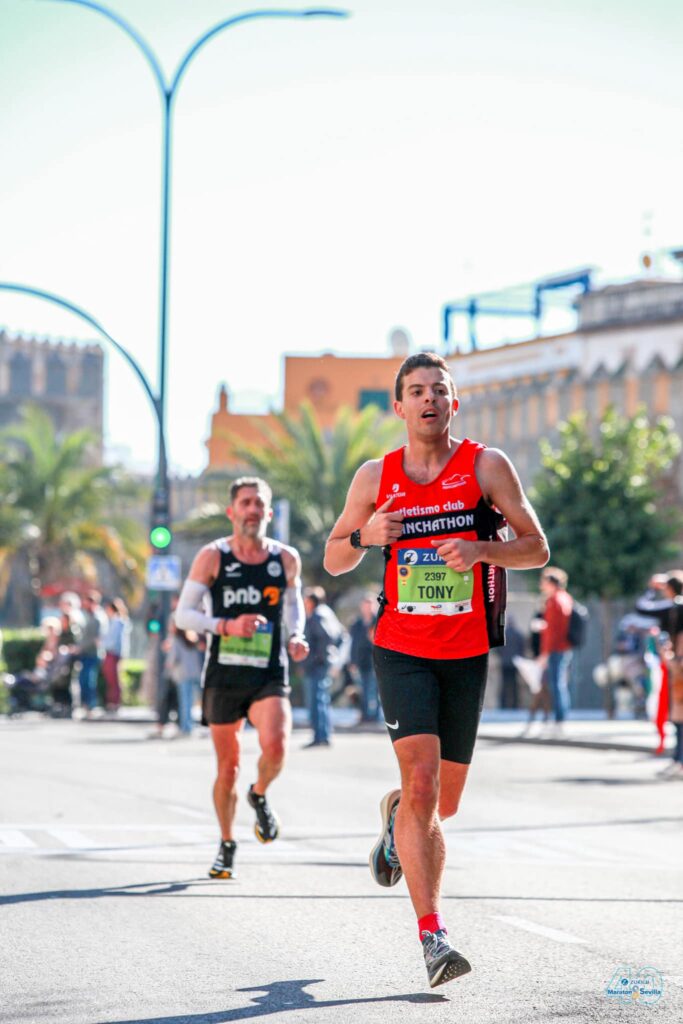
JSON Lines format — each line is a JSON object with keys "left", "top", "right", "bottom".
{"left": 208, "top": 840, "right": 237, "bottom": 879}
{"left": 368, "top": 788, "right": 402, "bottom": 887}
{"left": 421, "top": 929, "right": 471, "bottom": 988}
{"left": 247, "top": 784, "right": 280, "bottom": 843}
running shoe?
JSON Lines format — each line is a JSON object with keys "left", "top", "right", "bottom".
{"left": 421, "top": 929, "right": 472, "bottom": 988}
{"left": 247, "top": 784, "right": 280, "bottom": 843}
{"left": 208, "top": 840, "right": 237, "bottom": 879}
{"left": 368, "top": 788, "right": 402, "bottom": 887}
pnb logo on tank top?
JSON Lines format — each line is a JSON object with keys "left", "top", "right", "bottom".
{"left": 222, "top": 585, "right": 281, "bottom": 609}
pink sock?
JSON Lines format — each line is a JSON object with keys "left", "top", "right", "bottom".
{"left": 418, "top": 912, "right": 447, "bottom": 938}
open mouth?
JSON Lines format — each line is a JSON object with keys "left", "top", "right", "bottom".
{"left": 421, "top": 409, "right": 438, "bottom": 420}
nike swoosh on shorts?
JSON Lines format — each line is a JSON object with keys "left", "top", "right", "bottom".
{"left": 385, "top": 720, "right": 399, "bottom": 730}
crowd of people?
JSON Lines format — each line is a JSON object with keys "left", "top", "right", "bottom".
{"left": 6, "top": 589, "right": 130, "bottom": 717}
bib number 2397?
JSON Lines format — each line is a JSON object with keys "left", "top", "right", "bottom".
{"left": 396, "top": 548, "right": 473, "bottom": 616}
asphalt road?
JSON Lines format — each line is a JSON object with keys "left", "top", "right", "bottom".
{"left": 1, "top": 716, "right": 681, "bottom": 1024}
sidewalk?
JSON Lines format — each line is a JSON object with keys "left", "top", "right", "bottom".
{"left": 62, "top": 705, "right": 674, "bottom": 755}
{"left": 476, "top": 711, "right": 672, "bottom": 755}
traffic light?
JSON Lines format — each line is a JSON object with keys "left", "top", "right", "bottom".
{"left": 146, "top": 601, "right": 162, "bottom": 635}
{"left": 150, "top": 488, "right": 172, "bottom": 550}
{"left": 150, "top": 524, "right": 172, "bottom": 550}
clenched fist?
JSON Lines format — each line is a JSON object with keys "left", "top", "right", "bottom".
{"left": 219, "top": 614, "right": 267, "bottom": 639}
{"left": 430, "top": 537, "right": 480, "bottom": 572}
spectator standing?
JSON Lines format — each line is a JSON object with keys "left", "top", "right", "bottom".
{"left": 102, "top": 598, "right": 130, "bottom": 712}
{"left": 75, "top": 591, "right": 105, "bottom": 713}
{"left": 350, "top": 592, "right": 382, "bottom": 723}
{"left": 303, "top": 586, "right": 345, "bottom": 747}
{"left": 658, "top": 573, "right": 683, "bottom": 778}
{"left": 54, "top": 596, "right": 83, "bottom": 714}
{"left": 166, "top": 628, "right": 204, "bottom": 735}
{"left": 495, "top": 614, "right": 524, "bottom": 710}
{"left": 539, "top": 567, "right": 573, "bottom": 730}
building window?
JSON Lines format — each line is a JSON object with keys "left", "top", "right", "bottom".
{"left": 9, "top": 353, "right": 32, "bottom": 396}
{"left": 46, "top": 354, "right": 67, "bottom": 395}
{"left": 79, "top": 353, "right": 101, "bottom": 396}
{"left": 308, "top": 377, "right": 330, "bottom": 405}
{"left": 358, "top": 388, "right": 390, "bottom": 412}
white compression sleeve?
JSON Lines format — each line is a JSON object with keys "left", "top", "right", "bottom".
{"left": 175, "top": 579, "right": 221, "bottom": 634}
{"left": 283, "top": 580, "right": 305, "bottom": 638}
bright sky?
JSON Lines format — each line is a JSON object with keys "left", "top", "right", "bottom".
{"left": 1, "top": 0, "right": 682, "bottom": 474}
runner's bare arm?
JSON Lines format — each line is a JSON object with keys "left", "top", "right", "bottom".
{"left": 281, "top": 547, "right": 309, "bottom": 662}
{"left": 175, "top": 544, "right": 265, "bottom": 638}
{"left": 432, "top": 449, "right": 549, "bottom": 572}
{"left": 324, "top": 461, "right": 403, "bottom": 576}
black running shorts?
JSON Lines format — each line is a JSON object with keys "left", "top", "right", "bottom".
{"left": 202, "top": 674, "right": 290, "bottom": 726}
{"left": 372, "top": 645, "right": 488, "bottom": 764}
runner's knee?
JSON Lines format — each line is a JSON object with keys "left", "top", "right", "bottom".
{"left": 402, "top": 763, "right": 439, "bottom": 812}
{"left": 438, "top": 792, "right": 462, "bottom": 820}
{"left": 260, "top": 734, "right": 287, "bottom": 765}
{"left": 216, "top": 757, "right": 239, "bottom": 788}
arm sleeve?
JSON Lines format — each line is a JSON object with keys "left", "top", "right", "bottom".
{"left": 175, "top": 579, "right": 221, "bottom": 635}
{"left": 283, "top": 580, "right": 306, "bottom": 639}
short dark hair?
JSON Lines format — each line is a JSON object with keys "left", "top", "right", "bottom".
{"left": 666, "top": 573, "right": 683, "bottom": 597}
{"left": 395, "top": 352, "right": 455, "bottom": 402}
{"left": 229, "top": 476, "right": 272, "bottom": 505}
{"left": 303, "top": 586, "right": 326, "bottom": 606}
{"left": 542, "top": 567, "right": 568, "bottom": 589}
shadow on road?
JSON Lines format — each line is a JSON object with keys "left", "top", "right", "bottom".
{"left": 547, "top": 777, "right": 663, "bottom": 786}
{"left": 3, "top": 879, "right": 681, "bottom": 906}
{"left": 97, "top": 979, "right": 447, "bottom": 1024}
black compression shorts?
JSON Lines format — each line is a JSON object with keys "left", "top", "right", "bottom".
{"left": 372, "top": 646, "right": 488, "bottom": 764}
{"left": 202, "top": 674, "right": 290, "bottom": 726}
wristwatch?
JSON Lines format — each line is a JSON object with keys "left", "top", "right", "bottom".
{"left": 350, "top": 528, "right": 372, "bottom": 550}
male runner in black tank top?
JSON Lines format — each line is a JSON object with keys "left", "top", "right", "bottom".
{"left": 175, "top": 477, "right": 309, "bottom": 878}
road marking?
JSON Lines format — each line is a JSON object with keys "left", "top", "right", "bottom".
{"left": 0, "top": 830, "right": 37, "bottom": 848}
{"left": 492, "top": 915, "right": 587, "bottom": 944}
{"left": 46, "top": 829, "right": 107, "bottom": 849}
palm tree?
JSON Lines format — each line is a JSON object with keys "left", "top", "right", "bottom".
{"left": 179, "top": 402, "right": 404, "bottom": 598}
{"left": 0, "top": 405, "right": 147, "bottom": 615}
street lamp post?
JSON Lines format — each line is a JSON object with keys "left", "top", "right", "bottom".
{"left": 43, "top": 1, "right": 348, "bottom": 543}
{"left": 27, "top": 1, "right": 348, "bottom": 643}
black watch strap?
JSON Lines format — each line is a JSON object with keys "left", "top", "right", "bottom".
{"left": 350, "top": 528, "right": 371, "bottom": 550}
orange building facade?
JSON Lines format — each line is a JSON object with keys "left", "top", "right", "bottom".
{"left": 205, "top": 353, "right": 405, "bottom": 471}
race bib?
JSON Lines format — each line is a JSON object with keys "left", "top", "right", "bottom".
{"left": 396, "top": 548, "right": 473, "bottom": 616}
{"left": 218, "top": 621, "right": 273, "bottom": 668}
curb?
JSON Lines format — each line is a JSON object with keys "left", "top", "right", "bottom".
{"left": 477, "top": 731, "right": 668, "bottom": 756}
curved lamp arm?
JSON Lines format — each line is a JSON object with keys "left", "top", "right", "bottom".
{"left": 38, "top": 0, "right": 168, "bottom": 95}
{"left": 170, "top": 8, "right": 349, "bottom": 96}
{"left": 0, "top": 282, "right": 165, "bottom": 464}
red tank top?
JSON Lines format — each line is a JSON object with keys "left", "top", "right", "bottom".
{"left": 373, "top": 438, "right": 507, "bottom": 660}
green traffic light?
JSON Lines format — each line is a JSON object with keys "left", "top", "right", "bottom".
{"left": 147, "top": 619, "right": 162, "bottom": 634}
{"left": 150, "top": 525, "right": 172, "bottom": 549}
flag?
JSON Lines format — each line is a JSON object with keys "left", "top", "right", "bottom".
{"left": 655, "top": 659, "right": 669, "bottom": 755}
{"left": 644, "top": 633, "right": 669, "bottom": 754}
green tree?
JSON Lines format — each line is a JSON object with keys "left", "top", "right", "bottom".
{"left": 180, "top": 402, "right": 403, "bottom": 598}
{"left": 531, "top": 406, "right": 682, "bottom": 652}
{"left": 0, "top": 405, "right": 147, "bottom": 615}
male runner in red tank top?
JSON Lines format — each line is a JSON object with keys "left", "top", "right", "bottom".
{"left": 324, "top": 352, "right": 549, "bottom": 988}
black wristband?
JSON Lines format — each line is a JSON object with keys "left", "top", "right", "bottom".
{"left": 350, "top": 528, "right": 372, "bottom": 550}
